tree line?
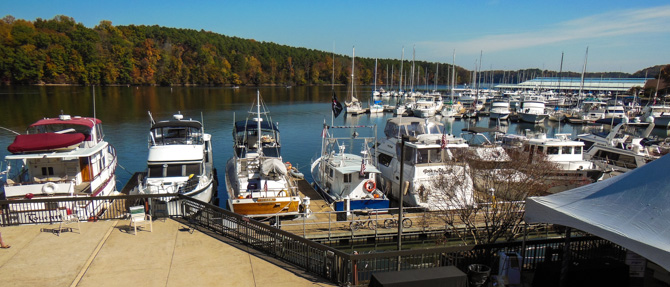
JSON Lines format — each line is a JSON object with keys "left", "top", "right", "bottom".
{"left": 0, "top": 15, "right": 666, "bottom": 89}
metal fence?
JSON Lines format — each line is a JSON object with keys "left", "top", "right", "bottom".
{"left": 0, "top": 194, "right": 628, "bottom": 286}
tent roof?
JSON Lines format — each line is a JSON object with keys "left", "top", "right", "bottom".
{"left": 525, "top": 154, "right": 670, "bottom": 271}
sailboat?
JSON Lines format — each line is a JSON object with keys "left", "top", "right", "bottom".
{"left": 225, "top": 91, "right": 306, "bottom": 218}
{"left": 345, "top": 47, "right": 365, "bottom": 115}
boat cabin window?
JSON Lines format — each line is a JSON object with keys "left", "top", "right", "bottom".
{"left": 562, "top": 146, "right": 572, "bottom": 154}
{"left": 594, "top": 150, "right": 637, "bottom": 169}
{"left": 377, "top": 153, "right": 393, "bottom": 167}
{"left": 152, "top": 126, "right": 202, "bottom": 145}
{"left": 547, "top": 147, "right": 559, "bottom": 155}
{"left": 344, "top": 173, "right": 351, "bottom": 183}
{"left": 41, "top": 167, "right": 54, "bottom": 176}
{"left": 403, "top": 146, "right": 447, "bottom": 165}
{"left": 148, "top": 163, "right": 202, "bottom": 178}
{"left": 574, "top": 146, "right": 582, "bottom": 154}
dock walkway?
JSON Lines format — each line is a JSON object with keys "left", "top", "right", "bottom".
{"left": 0, "top": 218, "right": 333, "bottom": 287}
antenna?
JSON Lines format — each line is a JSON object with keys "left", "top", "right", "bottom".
{"left": 92, "top": 85, "right": 96, "bottom": 119}
{"left": 147, "top": 111, "right": 155, "bottom": 125}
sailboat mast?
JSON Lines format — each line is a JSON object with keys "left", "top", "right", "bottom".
{"left": 374, "top": 58, "right": 378, "bottom": 92}
{"left": 331, "top": 44, "right": 335, "bottom": 126}
{"left": 351, "top": 47, "right": 355, "bottom": 101}
{"left": 579, "top": 47, "right": 589, "bottom": 98}
{"left": 451, "top": 50, "right": 455, "bottom": 99}
{"left": 256, "top": 90, "right": 262, "bottom": 157}
{"left": 411, "top": 45, "right": 415, "bottom": 93}
{"left": 399, "top": 47, "right": 404, "bottom": 92}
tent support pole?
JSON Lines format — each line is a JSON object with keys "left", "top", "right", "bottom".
{"left": 559, "top": 227, "right": 572, "bottom": 287}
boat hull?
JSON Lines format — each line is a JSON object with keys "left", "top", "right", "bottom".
{"left": 520, "top": 113, "right": 548, "bottom": 123}
{"left": 228, "top": 198, "right": 301, "bottom": 216}
{"left": 333, "top": 199, "right": 389, "bottom": 211}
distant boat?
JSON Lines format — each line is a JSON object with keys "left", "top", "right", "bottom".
{"left": 345, "top": 47, "right": 365, "bottom": 115}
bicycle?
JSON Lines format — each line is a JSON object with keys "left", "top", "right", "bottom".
{"left": 349, "top": 214, "right": 377, "bottom": 231}
{"left": 383, "top": 217, "right": 412, "bottom": 229}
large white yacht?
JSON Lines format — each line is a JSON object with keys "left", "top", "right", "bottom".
{"left": 489, "top": 96, "right": 511, "bottom": 121}
{"left": 518, "top": 95, "right": 548, "bottom": 123}
{"left": 132, "top": 112, "right": 215, "bottom": 205}
{"left": 2, "top": 115, "right": 118, "bottom": 219}
{"left": 374, "top": 117, "right": 474, "bottom": 211}
{"left": 311, "top": 124, "right": 389, "bottom": 211}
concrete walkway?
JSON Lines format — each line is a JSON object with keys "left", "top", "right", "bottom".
{"left": 0, "top": 219, "right": 335, "bottom": 287}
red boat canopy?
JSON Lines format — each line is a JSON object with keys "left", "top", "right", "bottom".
{"left": 30, "top": 117, "right": 101, "bottom": 128}
{"left": 7, "top": 133, "right": 85, "bottom": 154}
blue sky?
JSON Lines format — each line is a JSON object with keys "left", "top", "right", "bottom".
{"left": 3, "top": 0, "right": 669, "bottom": 73}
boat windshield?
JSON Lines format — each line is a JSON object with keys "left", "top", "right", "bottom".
{"left": 400, "top": 146, "right": 453, "bottom": 165}
{"left": 28, "top": 124, "right": 92, "bottom": 138}
{"left": 384, "top": 119, "right": 444, "bottom": 138}
{"left": 150, "top": 126, "right": 203, "bottom": 145}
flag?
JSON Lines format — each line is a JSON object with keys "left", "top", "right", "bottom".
{"left": 360, "top": 157, "right": 366, "bottom": 177}
{"left": 322, "top": 125, "right": 328, "bottom": 138}
{"left": 332, "top": 91, "right": 343, "bottom": 118}
{"left": 264, "top": 180, "right": 268, "bottom": 192}
{"left": 441, "top": 133, "right": 447, "bottom": 149}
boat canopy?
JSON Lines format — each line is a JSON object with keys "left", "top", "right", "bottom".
{"left": 30, "top": 117, "right": 101, "bottom": 129}
{"left": 151, "top": 120, "right": 202, "bottom": 130}
{"left": 234, "top": 120, "right": 279, "bottom": 133}
{"left": 8, "top": 133, "right": 85, "bottom": 154}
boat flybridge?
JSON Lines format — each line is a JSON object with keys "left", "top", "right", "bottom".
{"left": 225, "top": 91, "right": 306, "bottom": 218}
{"left": 374, "top": 117, "right": 474, "bottom": 211}
{"left": 311, "top": 123, "right": 389, "bottom": 211}
{"left": 1, "top": 114, "right": 118, "bottom": 220}
{"left": 132, "top": 112, "right": 215, "bottom": 209}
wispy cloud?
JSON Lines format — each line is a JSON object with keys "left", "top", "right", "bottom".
{"left": 419, "top": 5, "right": 670, "bottom": 56}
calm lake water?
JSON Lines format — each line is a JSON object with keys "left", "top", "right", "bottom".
{"left": 2, "top": 85, "right": 666, "bottom": 208}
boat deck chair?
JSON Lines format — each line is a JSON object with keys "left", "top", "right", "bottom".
{"left": 58, "top": 208, "right": 81, "bottom": 236}
{"left": 129, "top": 205, "right": 152, "bottom": 235}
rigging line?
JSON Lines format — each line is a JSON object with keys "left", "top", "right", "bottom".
{"left": 116, "top": 163, "right": 135, "bottom": 176}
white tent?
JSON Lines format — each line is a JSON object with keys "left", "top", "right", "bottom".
{"left": 525, "top": 154, "right": 670, "bottom": 271}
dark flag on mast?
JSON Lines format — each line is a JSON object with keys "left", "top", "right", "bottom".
{"left": 332, "top": 91, "right": 343, "bottom": 118}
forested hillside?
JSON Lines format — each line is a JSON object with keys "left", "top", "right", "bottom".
{"left": 0, "top": 15, "right": 472, "bottom": 86}
{"left": 0, "top": 15, "right": 664, "bottom": 87}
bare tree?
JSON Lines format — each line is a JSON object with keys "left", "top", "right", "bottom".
{"left": 431, "top": 146, "right": 560, "bottom": 245}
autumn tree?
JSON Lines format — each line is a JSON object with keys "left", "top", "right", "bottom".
{"left": 431, "top": 146, "right": 559, "bottom": 245}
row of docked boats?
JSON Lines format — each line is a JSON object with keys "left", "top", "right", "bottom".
{"left": 3, "top": 90, "right": 668, "bottom": 221}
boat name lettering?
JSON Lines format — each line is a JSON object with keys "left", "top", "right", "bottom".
{"left": 422, "top": 168, "right": 449, "bottom": 175}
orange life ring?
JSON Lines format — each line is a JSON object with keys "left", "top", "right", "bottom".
{"left": 364, "top": 180, "right": 376, "bottom": 192}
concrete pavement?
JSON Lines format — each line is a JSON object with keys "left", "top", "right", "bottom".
{"left": 0, "top": 219, "right": 335, "bottom": 287}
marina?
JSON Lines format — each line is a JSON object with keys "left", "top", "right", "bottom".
{"left": 1, "top": 84, "right": 670, "bottom": 286}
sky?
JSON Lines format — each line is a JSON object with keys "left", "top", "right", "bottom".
{"left": 3, "top": 0, "right": 669, "bottom": 74}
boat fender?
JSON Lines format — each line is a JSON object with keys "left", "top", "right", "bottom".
{"left": 364, "top": 180, "right": 376, "bottom": 192}
{"left": 42, "top": 182, "right": 58, "bottom": 195}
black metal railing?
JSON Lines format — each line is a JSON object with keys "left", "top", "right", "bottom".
{"left": 0, "top": 194, "right": 629, "bottom": 286}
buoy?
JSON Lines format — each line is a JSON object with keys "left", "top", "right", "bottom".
{"left": 364, "top": 180, "right": 376, "bottom": 192}
{"left": 42, "top": 182, "right": 58, "bottom": 195}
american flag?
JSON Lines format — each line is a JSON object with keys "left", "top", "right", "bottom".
{"left": 441, "top": 133, "right": 447, "bottom": 149}
{"left": 360, "top": 157, "right": 366, "bottom": 177}
{"left": 264, "top": 180, "right": 268, "bottom": 192}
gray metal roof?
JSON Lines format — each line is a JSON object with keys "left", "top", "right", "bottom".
{"left": 495, "top": 77, "right": 650, "bottom": 92}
